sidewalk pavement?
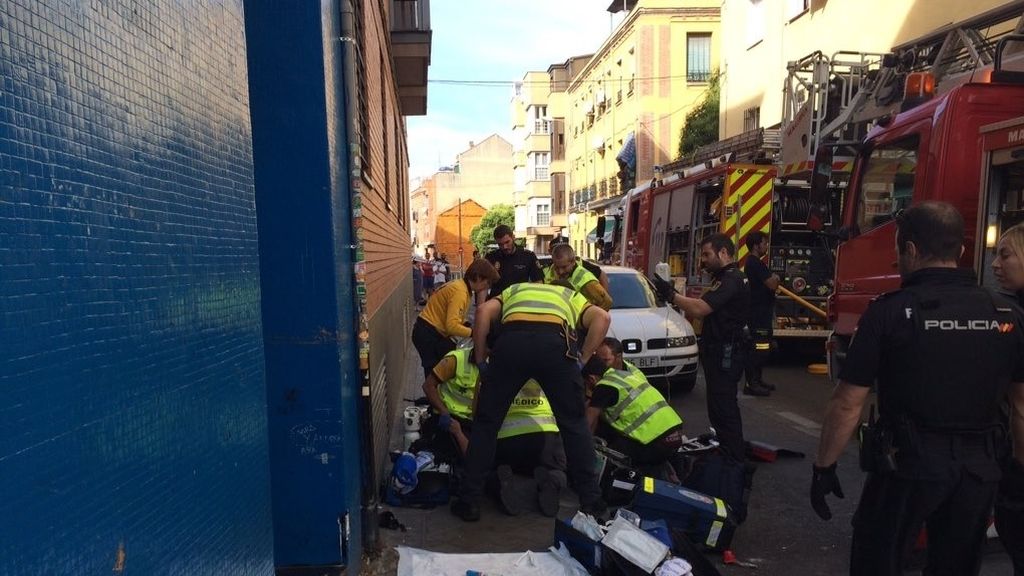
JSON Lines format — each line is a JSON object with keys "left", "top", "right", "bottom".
{"left": 361, "top": 336, "right": 579, "bottom": 574}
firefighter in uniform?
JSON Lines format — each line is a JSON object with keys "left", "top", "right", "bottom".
{"left": 421, "top": 344, "right": 567, "bottom": 516}
{"left": 583, "top": 338, "right": 684, "bottom": 474}
{"left": 742, "top": 231, "right": 778, "bottom": 396}
{"left": 811, "top": 202, "right": 1024, "bottom": 576}
{"left": 545, "top": 243, "right": 613, "bottom": 310}
{"left": 450, "top": 283, "right": 611, "bottom": 521}
{"left": 654, "top": 233, "right": 750, "bottom": 462}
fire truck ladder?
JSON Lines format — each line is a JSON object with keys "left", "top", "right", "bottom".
{"left": 784, "top": 0, "right": 1024, "bottom": 158}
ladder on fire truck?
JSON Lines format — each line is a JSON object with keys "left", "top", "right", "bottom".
{"left": 782, "top": 0, "right": 1024, "bottom": 169}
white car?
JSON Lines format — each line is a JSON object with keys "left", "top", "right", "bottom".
{"left": 603, "top": 266, "right": 699, "bottom": 394}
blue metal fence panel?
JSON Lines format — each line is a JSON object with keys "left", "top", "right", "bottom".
{"left": 243, "top": 1, "right": 365, "bottom": 569}
{"left": 0, "top": 2, "right": 274, "bottom": 574}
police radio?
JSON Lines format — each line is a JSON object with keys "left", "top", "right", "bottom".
{"left": 858, "top": 405, "right": 896, "bottom": 474}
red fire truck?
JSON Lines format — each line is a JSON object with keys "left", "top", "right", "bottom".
{"left": 804, "top": 8, "right": 1024, "bottom": 376}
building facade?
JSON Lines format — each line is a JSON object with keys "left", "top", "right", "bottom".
{"left": 718, "top": 0, "right": 1013, "bottom": 139}
{"left": 565, "top": 0, "right": 721, "bottom": 259}
{"left": 511, "top": 71, "right": 560, "bottom": 252}
{"left": 1, "top": 0, "right": 430, "bottom": 573}
{"left": 410, "top": 135, "right": 513, "bottom": 265}
{"left": 549, "top": 55, "right": 596, "bottom": 239}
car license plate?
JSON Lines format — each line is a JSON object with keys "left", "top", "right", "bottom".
{"left": 634, "top": 356, "right": 660, "bottom": 368}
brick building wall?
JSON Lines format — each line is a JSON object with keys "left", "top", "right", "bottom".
{"left": 0, "top": 1, "right": 273, "bottom": 574}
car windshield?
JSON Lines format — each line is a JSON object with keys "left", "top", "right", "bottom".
{"left": 607, "top": 271, "right": 660, "bottom": 309}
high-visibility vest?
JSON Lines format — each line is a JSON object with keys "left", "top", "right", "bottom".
{"left": 439, "top": 349, "right": 477, "bottom": 420}
{"left": 501, "top": 283, "right": 587, "bottom": 329}
{"left": 544, "top": 262, "right": 599, "bottom": 293}
{"left": 599, "top": 362, "right": 682, "bottom": 444}
{"left": 439, "top": 349, "right": 558, "bottom": 438}
{"left": 498, "top": 380, "right": 558, "bottom": 439}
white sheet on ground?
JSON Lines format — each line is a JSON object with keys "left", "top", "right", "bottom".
{"left": 396, "top": 543, "right": 589, "bottom": 576}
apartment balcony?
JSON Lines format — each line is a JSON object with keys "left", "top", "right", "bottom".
{"left": 391, "top": 0, "right": 432, "bottom": 116}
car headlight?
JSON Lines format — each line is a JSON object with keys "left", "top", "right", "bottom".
{"left": 666, "top": 336, "right": 696, "bottom": 348}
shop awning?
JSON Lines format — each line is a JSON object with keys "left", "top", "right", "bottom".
{"left": 586, "top": 217, "right": 619, "bottom": 243}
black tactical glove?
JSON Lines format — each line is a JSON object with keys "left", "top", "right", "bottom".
{"left": 651, "top": 275, "right": 677, "bottom": 303}
{"left": 810, "top": 462, "right": 844, "bottom": 520}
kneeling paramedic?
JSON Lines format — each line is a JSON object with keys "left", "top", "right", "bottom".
{"left": 421, "top": 343, "right": 567, "bottom": 516}
{"left": 811, "top": 201, "right": 1024, "bottom": 576}
{"left": 451, "top": 283, "right": 611, "bottom": 521}
{"left": 582, "top": 337, "right": 685, "bottom": 479}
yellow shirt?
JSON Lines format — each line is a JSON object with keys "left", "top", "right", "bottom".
{"left": 419, "top": 279, "right": 472, "bottom": 338}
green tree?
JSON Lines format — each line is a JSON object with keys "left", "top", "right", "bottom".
{"left": 678, "top": 71, "right": 720, "bottom": 158}
{"left": 470, "top": 203, "right": 515, "bottom": 253}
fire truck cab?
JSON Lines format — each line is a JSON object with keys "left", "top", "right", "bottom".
{"left": 809, "top": 24, "right": 1024, "bottom": 377}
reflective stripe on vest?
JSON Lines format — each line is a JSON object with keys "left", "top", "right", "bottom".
{"left": 498, "top": 379, "right": 559, "bottom": 438}
{"left": 600, "top": 362, "right": 682, "bottom": 444}
{"left": 544, "top": 263, "right": 598, "bottom": 293}
{"left": 439, "top": 349, "right": 476, "bottom": 420}
{"left": 501, "top": 283, "right": 581, "bottom": 329}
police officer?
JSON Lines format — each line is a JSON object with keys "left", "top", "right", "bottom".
{"left": 742, "top": 231, "right": 778, "bottom": 396}
{"left": 545, "top": 243, "right": 613, "bottom": 310}
{"left": 485, "top": 224, "right": 543, "bottom": 299}
{"left": 421, "top": 344, "right": 567, "bottom": 517}
{"left": 810, "top": 201, "right": 1024, "bottom": 576}
{"left": 654, "top": 233, "right": 750, "bottom": 462}
{"left": 583, "top": 338, "right": 684, "bottom": 475}
{"left": 450, "top": 283, "right": 611, "bottom": 521}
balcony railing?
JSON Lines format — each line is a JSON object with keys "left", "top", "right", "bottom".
{"left": 534, "top": 166, "right": 550, "bottom": 181}
{"left": 686, "top": 70, "right": 712, "bottom": 83}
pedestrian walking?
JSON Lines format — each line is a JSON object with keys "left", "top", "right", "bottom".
{"left": 811, "top": 202, "right": 1024, "bottom": 576}
{"left": 449, "top": 283, "right": 611, "bottom": 521}
{"left": 653, "top": 233, "right": 750, "bottom": 462}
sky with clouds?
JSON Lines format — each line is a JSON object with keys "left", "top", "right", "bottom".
{"left": 406, "top": 1, "right": 627, "bottom": 182}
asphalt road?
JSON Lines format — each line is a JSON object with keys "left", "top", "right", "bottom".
{"left": 684, "top": 350, "right": 1015, "bottom": 575}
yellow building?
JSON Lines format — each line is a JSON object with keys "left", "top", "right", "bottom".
{"left": 511, "top": 71, "right": 559, "bottom": 252}
{"left": 719, "top": 0, "right": 1014, "bottom": 140}
{"left": 565, "top": 0, "right": 721, "bottom": 260}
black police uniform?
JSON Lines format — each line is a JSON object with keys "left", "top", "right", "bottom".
{"left": 743, "top": 254, "right": 774, "bottom": 389}
{"left": 485, "top": 246, "right": 543, "bottom": 299}
{"left": 839, "top": 268, "right": 1024, "bottom": 576}
{"left": 698, "top": 262, "right": 750, "bottom": 461}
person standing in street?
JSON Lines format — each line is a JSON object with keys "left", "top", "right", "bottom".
{"left": 653, "top": 233, "right": 750, "bottom": 462}
{"left": 989, "top": 222, "right": 1024, "bottom": 575}
{"left": 742, "top": 231, "right": 778, "bottom": 396}
{"left": 545, "top": 243, "right": 613, "bottom": 310}
{"left": 450, "top": 282, "right": 611, "bottom": 522}
{"left": 810, "top": 201, "right": 1024, "bottom": 576}
{"left": 485, "top": 225, "right": 543, "bottom": 299}
{"left": 412, "top": 259, "right": 498, "bottom": 377}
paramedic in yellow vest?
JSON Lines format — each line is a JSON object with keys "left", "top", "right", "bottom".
{"left": 422, "top": 345, "right": 568, "bottom": 517}
{"left": 545, "top": 243, "right": 613, "bottom": 310}
{"left": 450, "top": 283, "right": 611, "bottom": 522}
{"left": 583, "top": 337, "right": 685, "bottom": 467}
